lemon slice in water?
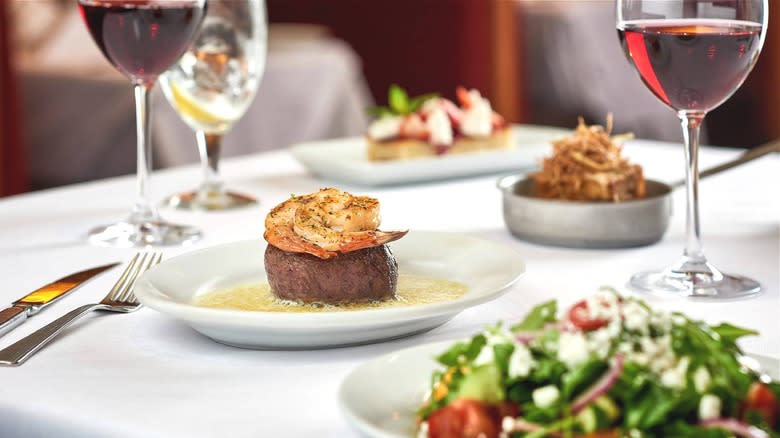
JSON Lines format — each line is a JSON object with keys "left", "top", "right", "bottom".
{"left": 169, "top": 83, "right": 227, "bottom": 125}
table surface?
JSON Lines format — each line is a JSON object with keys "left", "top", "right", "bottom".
{"left": 0, "top": 138, "right": 777, "bottom": 438}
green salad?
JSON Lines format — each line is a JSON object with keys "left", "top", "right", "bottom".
{"left": 417, "top": 290, "right": 779, "bottom": 438}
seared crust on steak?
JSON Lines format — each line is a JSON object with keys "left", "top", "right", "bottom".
{"left": 264, "top": 244, "right": 398, "bottom": 304}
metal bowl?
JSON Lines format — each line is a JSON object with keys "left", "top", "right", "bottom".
{"left": 497, "top": 139, "right": 779, "bottom": 249}
{"left": 497, "top": 175, "right": 673, "bottom": 249}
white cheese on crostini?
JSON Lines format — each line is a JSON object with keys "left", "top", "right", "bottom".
{"left": 426, "top": 107, "right": 453, "bottom": 146}
{"left": 367, "top": 116, "right": 403, "bottom": 141}
{"left": 460, "top": 89, "right": 493, "bottom": 137}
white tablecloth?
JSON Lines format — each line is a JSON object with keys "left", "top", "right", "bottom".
{"left": 0, "top": 139, "right": 777, "bottom": 437}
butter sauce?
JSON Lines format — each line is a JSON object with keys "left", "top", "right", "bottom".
{"left": 193, "top": 275, "right": 468, "bottom": 312}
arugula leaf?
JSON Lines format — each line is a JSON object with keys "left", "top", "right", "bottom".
{"left": 711, "top": 322, "right": 758, "bottom": 347}
{"left": 511, "top": 300, "right": 558, "bottom": 332}
{"left": 388, "top": 84, "right": 409, "bottom": 114}
{"left": 664, "top": 420, "right": 733, "bottom": 437}
{"left": 493, "top": 343, "right": 514, "bottom": 377}
{"left": 529, "top": 357, "right": 567, "bottom": 384}
{"left": 562, "top": 359, "right": 608, "bottom": 400}
{"left": 436, "top": 334, "right": 486, "bottom": 367}
{"left": 625, "top": 384, "right": 677, "bottom": 429}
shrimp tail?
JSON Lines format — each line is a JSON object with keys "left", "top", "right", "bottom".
{"left": 338, "top": 230, "right": 408, "bottom": 253}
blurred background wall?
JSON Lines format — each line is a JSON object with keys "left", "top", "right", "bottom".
{"left": 1, "top": 0, "right": 778, "bottom": 196}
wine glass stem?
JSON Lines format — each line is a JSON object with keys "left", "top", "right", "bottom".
{"left": 132, "top": 83, "right": 159, "bottom": 223}
{"left": 197, "top": 131, "right": 224, "bottom": 194}
{"left": 679, "top": 111, "right": 706, "bottom": 263}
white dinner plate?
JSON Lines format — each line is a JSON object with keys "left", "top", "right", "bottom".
{"left": 133, "top": 231, "right": 525, "bottom": 349}
{"left": 289, "top": 125, "right": 570, "bottom": 186}
{"left": 339, "top": 342, "right": 780, "bottom": 438}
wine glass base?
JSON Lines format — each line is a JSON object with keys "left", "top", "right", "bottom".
{"left": 163, "top": 190, "right": 257, "bottom": 211}
{"left": 628, "top": 270, "right": 761, "bottom": 300}
{"left": 88, "top": 220, "right": 202, "bottom": 248}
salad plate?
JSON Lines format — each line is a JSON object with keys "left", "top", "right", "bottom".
{"left": 339, "top": 294, "right": 780, "bottom": 437}
{"left": 133, "top": 231, "right": 525, "bottom": 349}
{"left": 289, "top": 125, "right": 570, "bottom": 187}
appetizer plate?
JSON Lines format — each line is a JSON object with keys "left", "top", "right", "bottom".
{"left": 338, "top": 341, "right": 780, "bottom": 438}
{"left": 290, "top": 125, "right": 570, "bottom": 186}
{"left": 133, "top": 231, "right": 525, "bottom": 349}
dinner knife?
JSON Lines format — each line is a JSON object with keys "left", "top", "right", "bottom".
{"left": 0, "top": 263, "right": 119, "bottom": 338}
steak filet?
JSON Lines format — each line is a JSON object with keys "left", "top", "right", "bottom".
{"left": 264, "top": 244, "right": 398, "bottom": 304}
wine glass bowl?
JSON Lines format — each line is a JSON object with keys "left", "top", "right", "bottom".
{"left": 616, "top": 0, "right": 767, "bottom": 299}
{"left": 160, "top": 0, "right": 267, "bottom": 211}
{"left": 78, "top": 0, "right": 206, "bottom": 247}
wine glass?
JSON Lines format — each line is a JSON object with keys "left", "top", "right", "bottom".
{"left": 159, "top": 0, "right": 266, "bottom": 210}
{"left": 78, "top": 0, "right": 206, "bottom": 246}
{"left": 616, "top": 0, "right": 767, "bottom": 298}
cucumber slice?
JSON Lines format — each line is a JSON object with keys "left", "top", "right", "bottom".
{"left": 576, "top": 396, "right": 620, "bottom": 433}
{"left": 457, "top": 364, "right": 504, "bottom": 404}
{"left": 594, "top": 395, "right": 620, "bottom": 421}
{"left": 576, "top": 406, "right": 598, "bottom": 433}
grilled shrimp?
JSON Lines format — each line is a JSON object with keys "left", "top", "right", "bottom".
{"left": 264, "top": 188, "right": 407, "bottom": 259}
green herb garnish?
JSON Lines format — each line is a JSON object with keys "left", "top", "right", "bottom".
{"left": 366, "top": 84, "right": 438, "bottom": 117}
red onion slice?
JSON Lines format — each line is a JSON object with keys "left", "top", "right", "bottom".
{"left": 514, "top": 330, "right": 544, "bottom": 344}
{"left": 506, "top": 418, "right": 561, "bottom": 437}
{"left": 571, "top": 353, "right": 625, "bottom": 414}
{"left": 701, "top": 418, "right": 770, "bottom": 438}
{"left": 514, "top": 322, "right": 572, "bottom": 344}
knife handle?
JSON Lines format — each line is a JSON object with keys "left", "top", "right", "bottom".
{"left": 0, "top": 306, "right": 28, "bottom": 338}
{"left": 0, "top": 304, "right": 98, "bottom": 366}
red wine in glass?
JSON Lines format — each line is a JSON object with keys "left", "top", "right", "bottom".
{"left": 78, "top": 0, "right": 206, "bottom": 84}
{"left": 78, "top": 0, "right": 206, "bottom": 247}
{"left": 618, "top": 19, "right": 762, "bottom": 112}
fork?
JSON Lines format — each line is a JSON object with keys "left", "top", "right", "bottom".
{"left": 0, "top": 252, "right": 162, "bottom": 366}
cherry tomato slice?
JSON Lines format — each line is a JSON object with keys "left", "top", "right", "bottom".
{"left": 567, "top": 299, "right": 610, "bottom": 331}
{"left": 428, "top": 399, "right": 515, "bottom": 438}
{"left": 742, "top": 382, "right": 778, "bottom": 427}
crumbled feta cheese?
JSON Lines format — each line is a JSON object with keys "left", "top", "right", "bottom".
{"left": 661, "top": 356, "right": 690, "bottom": 389}
{"left": 639, "top": 336, "right": 659, "bottom": 356}
{"left": 426, "top": 107, "right": 453, "bottom": 145}
{"left": 508, "top": 343, "right": 535, "bottom": 378}
{"left": 585, "top": 290, "right": 621, "bottom": 321}
{"left": 474, "top": 328, "right": 515, "bottom": 367}
{"left": 417, "top": 421, "right": 429, "bottom": 438}
{"left": 699, "top": 394, "right": 722, "bottom": 420}
{"left": 693, "top": 367, "right": 711, "bottom": 393}
{"left": 473, "top": 343, "right": 494, "bottom": 367}
{"left": 650, "top": 311, "right": 673, "bottom": 333}
{"left": 532, "top": 385, "right": 560, "bottom": 408}
{"left": 623, "top": 301, "right": 650, "bottom": 332}
{"left": 501, "top": 416, "right": 516, "bottom": 432}
{"left": 672, "top": 314, "right": 687, "bottom": 326}
{"left": 485, "top": 328, "right": 514, "bottom": 346}
{"left": 558, "top": 332, "right": 590, "bottom": 368}
{"left": 631, "top": 352, "right": 650, "bottom": 366}
{"left": 661, "top": 368, "right": 685, "bottom": 388}
{"left": 460, "top": 89, "right": 493, "bottom": 137}
{"left": 367, "top": 115, "right": 403, "bottom": 140}
{"left": 588, "top": 321, "right": 621, "bottom": 359}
